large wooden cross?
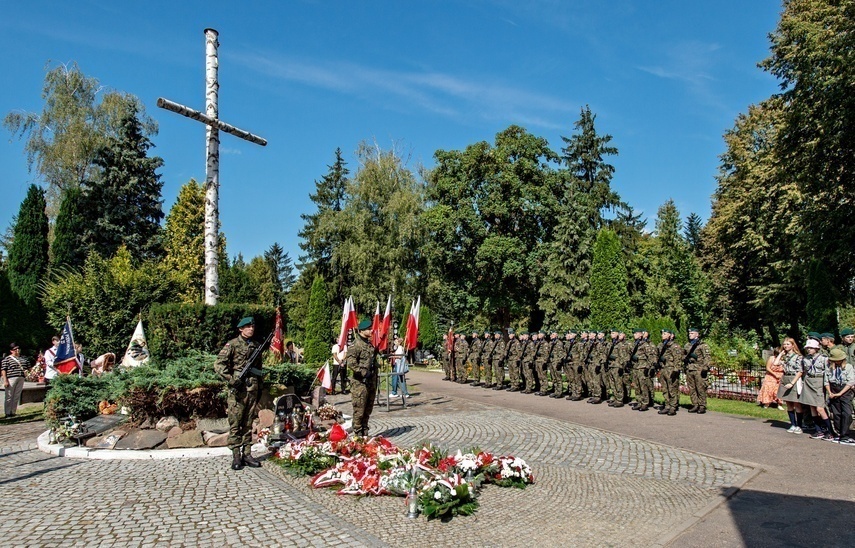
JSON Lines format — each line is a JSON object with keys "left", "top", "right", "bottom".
{"left": 157, "top": 28, "right": 267, "bottom": 305}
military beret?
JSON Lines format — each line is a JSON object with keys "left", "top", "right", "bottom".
{"left": 841, "top": 328, "right": 854, "bottom": 336}
{"left": 568, "top": 329, "right": 577, "bottom": 334}
{"left": 632, "top": 328, "right": 644, "bottom": 334}
{"left": 807, "top": 331, "right": 821, "bottom": 340}
{"left": 538, "top": 330, "right": 545, "bottom": 335}
{"left": 494, "top": 331, "right": 502, "bottom": 335}
{"left": 688, "top": 327, "right": 700, "bottom": 333}
{"left": 237, "top": 316, "right": 254, "bottom": 328}
{"left": 820, "top": 332, "right": 835, "bottom": 339}
{"left": 662, "top": 329, "right": 674, "bottom": 335}
{"left": 357, "top": 318, "right": 372, "bottom": 330}
{"left": 507, "top": 328, "right": 515, "bottom": 335}
{"left": 550, "top": 330, "right": 558, "bottom": 335}
{"left": 484, "top": 330, "right": 491, "bottom": 336}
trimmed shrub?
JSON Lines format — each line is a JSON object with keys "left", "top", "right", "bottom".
{"left": 265, "top": 362, "right": 322, "bottom": 397}
{"left": 303, "top": 276, "right": 332, "bottom": 363}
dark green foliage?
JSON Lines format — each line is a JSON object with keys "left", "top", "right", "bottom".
{"left": 264, "top": 362, "right": 320, "bottom": 397}
{"left": 264, "top": 242, "right": 295, "bottom": 305}
{"left": 684, "top": 213, "right": 703, "bottom": 253}
{"left": 631, "top": 315, "right": 683, "bottom": 345}
{"left": 79, "top": 105, "right": 164, "bottom": 261}
{"left": 303, "top": 276, "right": 332, "bottom": 363}
{"left": 589, "top": 229, "right": 630, "bottom": 329}
{"left": 41, "top": 248, "right": 177, "bottom": 356}
{"left": 0, "top": 267, "right": 48, "bottom": 353}
{"left": 51, "top": 187, "right": 86, "bottom": 270}
{"left": 43, "top": 373, "right": 123, "bottom": 427}
{"left": 219, "top": 254, "right": 257, "bottom": 304}
{"left": 806, "top": 259, "right": 838, "bottom": 334}
{"left": 8, "top": 185, "right": 49, "bottom": 308}
{"left": 419, "top": 304, "right": 439, "bottom": 353}
{"left": 146, "top": 302, "right": 274, "bottom": 359}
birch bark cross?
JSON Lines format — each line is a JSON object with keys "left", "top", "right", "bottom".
{"left": 157, "top": 28, "right": 267, "bottom": 305}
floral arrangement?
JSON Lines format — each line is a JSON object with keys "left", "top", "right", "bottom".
{"left": 317, "top": 403, "right": 342, "bottom": 422}
{"left": 273, "top": 435, "right": 533, "bottom": 520}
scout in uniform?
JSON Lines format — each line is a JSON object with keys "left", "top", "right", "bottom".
{"left": 825, "top": 348, "right": 855, "bottom": 444}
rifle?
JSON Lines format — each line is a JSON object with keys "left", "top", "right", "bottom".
{"left": 232, "top": 329, "right": 275, "bottom": 391}
{"left": 683, "top": 338, "right": 701, "bottom": 368}
{"left": 626, "top": 339, "right": 641, "bottom": 369}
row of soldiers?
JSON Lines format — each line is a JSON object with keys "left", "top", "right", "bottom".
{"left": 440, "top": 327, "right": 711, "bottom": 414}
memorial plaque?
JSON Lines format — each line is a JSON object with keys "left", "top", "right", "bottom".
{"left": 80, "top": 414, "right": 128, "bottom": 435}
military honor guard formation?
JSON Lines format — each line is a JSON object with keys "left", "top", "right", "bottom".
{"left": 440, "top": 326, "right": 855, "bottom": 442}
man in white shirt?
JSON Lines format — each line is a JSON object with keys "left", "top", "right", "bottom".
{"left": 330, "top": 342, "right": 348, "bottom": 395}
{"left": 43, "top": 336, "right": 60, "bottom": 382}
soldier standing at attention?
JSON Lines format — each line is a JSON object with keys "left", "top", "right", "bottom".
{"left": 441, "top": 333, "right": 451, "bottom": 381}
{"left": 841, "top": 328, "right": 855, "bottom": 369}
{"left": 506, "top": 330, "right": 523, "bottom": 391}
{"left": 469, "top": 330, "right": 484, "bottom": 386}
{"left": 684, "top": 327, "right": 712, "bottom": 414}
{"left": 605, "top": 329, "right": 625, "bottom": 407}
{"left": 347, "top": 319, "right": 379, "bottom": 436}
{"left": 627, "top": 329, "right": 652, "bottom": 411}
{"left": 215, "top": 317, "right": 264, "bottom": 471}
{"left": 657, "top": 329, "right": 684, "bottom": 416}
{"left": 533, "top": 332, "right": 551, "bottom": 396}
{"left": 587, "top": 331, "right": 607, "bottom": 404}
{"left": 521, "top": 332, "right": 538, "bottom": 394}
{"left": 489, "top": 331, "right": 506, "bottom": 389}
{"left": 619, "top": 331, "right": 633, "bottom": 404}
{"left": 480, "top": 330, "right": 496, "bottom": 388}
{"left": 454, "top": 333, "right": 470, "bottom": 383}
{"left": 548, "top": 331, "right": 567, "bottom": 398}
{"left": 565, "top": 331, "right": 585, "bottom": 401}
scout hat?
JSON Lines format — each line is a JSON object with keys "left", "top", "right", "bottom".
{"left": 828, "top": 348, "right": 847, "bottom": 362}
{"left": 237, "top": 316, "right": 254, "bottom": 328}
{"left": 804, "top": 339, "right": 821, "bottom": 350}
{"left": 357, "top": 318, "right": 372, "bottom": 330}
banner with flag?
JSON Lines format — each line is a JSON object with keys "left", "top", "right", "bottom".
{"left": 121, "top": 319, "right": 151, "bottom": 368}
{"left": 270, "top": 307, "right": 284, "bottom": 360}
{"left": 370, "top": 301, "right": 382, "bottom": 348}
{"left": 54, "top": 318, "right": 78, "bottom": 375}
{"left": 446, "top": 324, "right": 455, "bottom": 356}
{"left": 316, "top": 360, "right": 332, "bottom": 390}
{"left": 337, "top": 296, "right": 358, "bottom": 349}
{"left": 404, "top": 296, "right": 421, "bottom": 352}
{"left": 379, "top": 295, "right": 391, "bottom": 352}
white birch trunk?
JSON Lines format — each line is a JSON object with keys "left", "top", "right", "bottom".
{"left": 204, "top": 28, "right": 220, "bottom": 305}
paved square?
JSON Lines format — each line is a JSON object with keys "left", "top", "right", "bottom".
{"left": 0, "top": 392, "right": 753, "bottom": 547}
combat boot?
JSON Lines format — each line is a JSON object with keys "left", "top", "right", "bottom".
{"left": 698, "top": 407, "right": 706, "bottom": 414}
{"left": 667, "top": 408, "right": 677, "bottom": 416}
{"left": 657, "top": 407, "right": 669, "bottom": 415}
{"left": 243, "top": 448, "right": 262, "bottom": 468}
{"left": 688, "top": 406, "right": 699, "bottom": 413}
{"left": 231, "top": 449, "right": 244, "bottom": 470}
{"left": 637, "top": 404, "right": 649, "bottom": 412}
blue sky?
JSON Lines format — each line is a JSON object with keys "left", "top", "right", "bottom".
{"left": 1, "top": 0, "right": 782, "bottom": 265}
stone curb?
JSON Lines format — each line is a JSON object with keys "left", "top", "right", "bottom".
{"left": 37, "top": 430, "right": 231, "bottom": 460}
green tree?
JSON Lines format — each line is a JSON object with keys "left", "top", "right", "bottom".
{"left": 805, "top": 259, "right": 838, "bottom": 333}
{"left": 3, "top": 62, "right": 156, "bottom": 207}
{"left": 163, "top": 179, "right": 206, "bottom": 302}
{"left": 424, "top": 126, "right": 560, "bottom": 330}
{"left": 8, "top": 185, "right": 49, "bottom": 309}
{"left": 540, "top": 106, "right": 622, "bottom": 326}
{"left": 589, "top": 229, "right": 629, "bottom": 329}
{"left": 246, "top": 255, "right": 276, "bottom": 306}
{"left": 761, "top": 0, "right": 855, "bottom": 295}
{"left": 418, "top": 304, "right": 440, "bottom": 354}
{"left": 303, "top": 276, "right": 332, "bottom": 363}
{"left": 264, "top": 242, "right": 294, "bottom": 305}
{"left": 80, "top": 105, "right": 164, "bottom": 260}
{"left": 219, "top": 254, "right": 255, "bottom": 304}
{"left": 50, "top": 187, "right": 86, "bottom": 271}
{"left": 684, "top": 212, "right": 703, "bottom": 253}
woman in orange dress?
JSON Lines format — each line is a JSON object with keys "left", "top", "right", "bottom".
{"left": 757, "top": 345, "right": 785, "bottom": 408}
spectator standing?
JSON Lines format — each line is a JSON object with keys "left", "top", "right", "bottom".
{"left": 74, "top": 343, "right": 86, "bottom": 377}
{"left": 2, "top": 343, "right": 28, "bottom": 417}
{"left": 777, "top": 338, "right": 805, "bottom": 432}
{"left": 43, "top": 336, "right": 59, "bottom": 383}
{"left": 285, "top": 341, "right": 298, "bottom": 363}
{"left": 390, "top": 337, "right": 410, "bottom": 398}
{"left": 757, "top": 346, "right": 785, "bottom": 408}
{"left": 330, "top": 342, "right": 348, "bottom": 395}
{"left": 825, "top": 348, "right": 854, "bottom": 444}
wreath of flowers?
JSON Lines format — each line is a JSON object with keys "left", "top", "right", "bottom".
{"left": 273, "top": 434, "right": 534, "bottom": 520}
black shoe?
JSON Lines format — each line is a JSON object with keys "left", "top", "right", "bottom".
{"left": 667, "top": 409, "right": 677, "bottom": 416}
{"left": 607, "top": 400, "right": 616, "bottom": 407}
{"left": 570, "top": 396, "right": 583, "bottom": 401}
{"left": 243, "top": 454, "right": 262, "bottom": 468}
{"left": 657, "top": 408, "right": 669, "bottom": 415}
{"left": 537, "top": 392, "right": 549, "bottom": 396}
{"left": 638, "top": 405, "right": 649, "bottom": 412}
{"left": 688, "top": 406, "right": 699, "bottom": 413}
{"left": 442, "top": 377, "right": 450, "bottom": 381}
{"left": 471, "top": 382, "right": 482, "bottom": 387}
{"left": 630, "top": 403, "right": 640, "bottom": 409}
{"left": 698, "top": 407, "right": 706, "bottom": 414}
{"left": 612, "top": 402, "right": 624, "bottom": 408}
{"left": 523, "top": 390, "right": 534, "bottom": 394}
{"left": 508, "top": 387, "right": 520, "bottom": 392}
{"left": 232, "top": 453, "right": 244, "bottom": 470}
{"left": 589, "top": 398, "right": 602, "bottom": 404}
{"left": 492, "top": 385, "right": 504, "bottom": 391}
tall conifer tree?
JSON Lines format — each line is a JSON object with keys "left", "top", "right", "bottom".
{"left": 589, "top": 229, "right": 630, "bottom": 329}
{"left": 8, "top": 185, "right": 49, "bottom": 308}
{"left": 50, "top": 186, "right": 85, "bottom": 271}
{"left": 303, "top": 275, "right": 332, "bottom": 364}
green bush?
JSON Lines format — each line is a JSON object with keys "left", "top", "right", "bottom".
{"left": 44, "top": 374, "right": 124, "bottom": 428}
{"left": 264, "top": 362, "right": 321, "bottom": 396}
{"left": 147, "top": 302, "right": 275, "bottom": 359}
{"left": 706, "top": 326, "right": 763, "bottom": 372}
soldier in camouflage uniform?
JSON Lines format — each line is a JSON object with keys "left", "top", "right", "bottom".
{"left": 215, "top": 316, "right": 264, "bottom": 470}
{"left": 506, "top": 330, "right": 523, "bottom": 391}
{"left": 684, "top": 327, "right": 712, "bottom": 414}
{"left": 489, "top": 331, "right": 506, "bottom": 389}
{"left": 627, "top": 329, "right": 654, "bottom": 411}
{"left": 587, "top": 332, "right": 607, "bottom": 404}
{"left": 454, "top": 333, "right": 470, "bottom": 383}
{"left": 479, "top": 330, "right": 495, "bottom": 388}
{"left": 820, "top": 333, "right": 836, "bottom": 357}
{"left": 841, "top": 328, "right": 855, "bottom": 367}
{"left": 347, "top": 319, "right": 379, "bottom": 436}
{"left": 605, "top": 329, "right": 626, "bottom": 407}
{"left": 522, "top": 333, "right": 538, "bottom": 393}
{"left": 533, "top": 332, "right": 551, "bottom": 396}
{"left": 441, "top": 333, "right": 451, "bottom": 380}
{"left": 619, "top": 331, "right": 633, "bottom": 404}
{"left": 657, "top": 329, "right": 684, "bottom": 416}
{"left": 548, "top": 331, "right": 567, "bottom": 397}
{"left": 469, "top": 331, "right": 484, "bottom": 386}
{"left": 565, "top": 331, "right": 585, "bottom": 401}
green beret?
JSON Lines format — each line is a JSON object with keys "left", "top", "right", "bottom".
{"left": 807, "top": 331, "right": 821, "bottom": 340}
{"left": 841, "top": 328, "right": 854, "bottom": 336}
{"left": 568, "top": 329, "right": 577, "bottom": 334}
{"left": 237, "top": 316, "right": 254, "bottom": 328}
{"left": 820, "top": 332, "right": 835, "bottom": 339}
{"left": 632, "top": 328, "right": 644, "bottom": 334}
{"left": 662, "top": 329, "right": 674, "bottom": 335}
{"left": 507, "top": 328, "right": 515, "bottom": 335}
{"left": 688, "top": 327, "right": 700, "bottom": 333}
{"left": 357, "top": 318, "right": 372, "bottom": 330}
{"left": 494, "top": 331, "right": 502, "bottom": 335}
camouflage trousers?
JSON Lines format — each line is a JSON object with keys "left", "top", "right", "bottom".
{"left": 660, "top": 368, "right": 680, "bottom": 410}
{"left": 471, "top": 360, "right": 482, "bottom": 383}
{"left": 455, "top": 359, "right": 468, "bottom": 381}
{"left": 633, "top": 368, "right": 653, "bottom": 406}
{"left": 508, "top": 360, "right": 522, "bottom": 388}
{"left": 564, "top": 363, "right": 584, "bottom": 397}
{"left": 686, "top": 370, "right": 708, "bottom": 408}
{"left": 548, "top": 361, "right": 564, "bottom": 395}
{"left": 622, "top": 370, "right": 632, "bottom": 403}
{"left": 522, "top": 360, "right": 537, "bottom": 391}
{"left": 443, "top": 358, "right": 453, "bottom": 380}
{"left": 608, "top": 367, "right": 625, "bottom": 402}
{"left": 227, "top": 384, "right": 260, "bottom": 450}
{"left": 486, "top": 360, "right": 504, "bottom": 386}
{"left": 350, "top": 376, "right": 377, "bottom": 436}
{"left": 587, "top": 364, "right": 606, "bottom": 399}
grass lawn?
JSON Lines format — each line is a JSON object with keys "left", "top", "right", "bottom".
{"left": 651, "top": 393, "right": 786, "bottom": 421}
{"left": 0, "top": 402, "right": 44, "bottom": 425}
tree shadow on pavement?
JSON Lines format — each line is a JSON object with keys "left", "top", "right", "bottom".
{"left": 725, "top": 488, "right": 855, "bottom": 547}
{"left": 375, "top": 425, "right": 415, "bottom": 438}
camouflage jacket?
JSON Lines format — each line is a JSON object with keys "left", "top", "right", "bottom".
{"left": 683, "top": 341, "right": 711, "bottom": 372}
{"left": 657, "top": 341, "right": 684, "bottom": 372}
{"left": 346, "top": 333, "right": 378, "bottom": 380}
{"left": 215, "top": 335, "right": 262, "bottom": 390}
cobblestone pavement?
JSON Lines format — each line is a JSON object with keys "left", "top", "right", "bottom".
{"left": 0, "top": 389, "right": 752, "bottom": 547}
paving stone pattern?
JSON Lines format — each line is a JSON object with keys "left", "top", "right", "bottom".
{"left": 0, "top": 394, "right": 750, "bottom": 547}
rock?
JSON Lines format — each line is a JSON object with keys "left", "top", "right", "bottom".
{"left": 195, "top": 418, "right": 229, "bottom": 434}
{"left": 114, "top": 429, "right": 167, "bottom": 450}
{"left": 258, "top": 409, "right": 275, "bottom": 429}
{"left": 312, "top": 387, "right": 326, "bottom": 408}
{"left": 155, "top": 416, "right": 179, "bottom": 432}
{"left": 204, "top": 432, "right": 229, "bottom": 447}
{"left": 92, "top": 432, "right": 123, "bottom": 449}
{"left": 167, "top": 426, "right": 183, "bottom": 438}
{"left": 165, "top": 430, "right": 205, "bottom": 449}
{"left": 139, "top": 417, "right": 154, "bottom": 430}
{"left": 86, "top": 435, "right": 106, "bottom": 448}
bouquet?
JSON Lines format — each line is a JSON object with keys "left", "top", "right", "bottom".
{"left": 418, "top": 473, "right": 479, "bottom": 520}
{"left": 491, "top": 456, "right": 535, "bottom": 488}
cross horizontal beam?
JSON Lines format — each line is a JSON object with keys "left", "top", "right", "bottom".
{"left": 156, "top": 97, "right": 267, "bottom": 146}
